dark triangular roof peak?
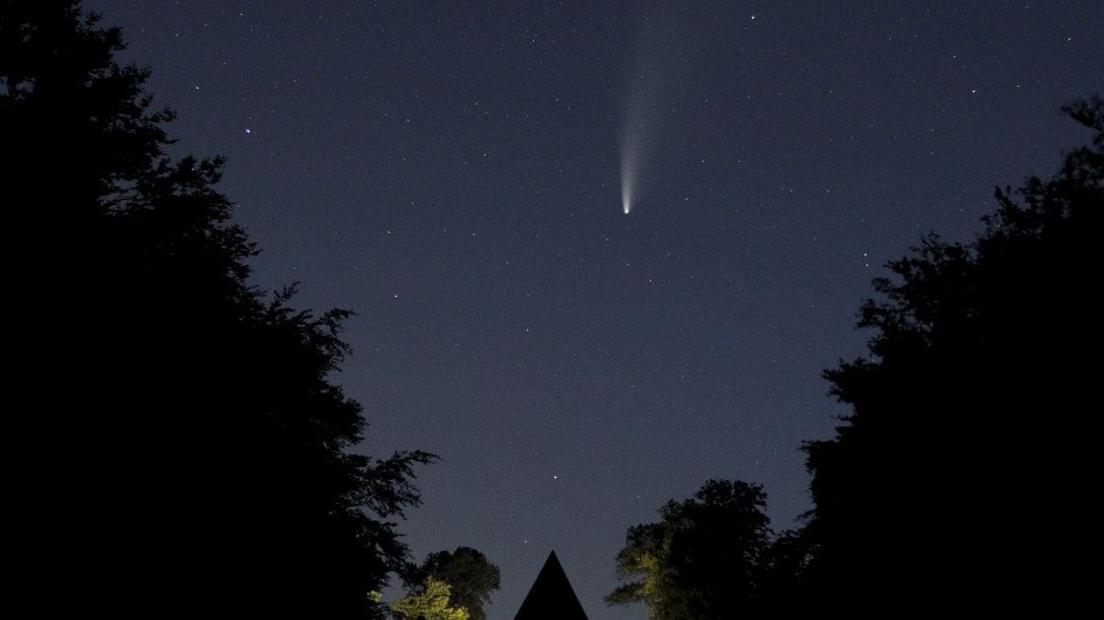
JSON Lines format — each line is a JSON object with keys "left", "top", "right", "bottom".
{"left": 513, "top": 550, "right": 589, "bottom": 620}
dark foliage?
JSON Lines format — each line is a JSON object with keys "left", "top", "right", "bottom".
{"left": 411, "top": 547, "right": 501, "bottom": 620}
{"left": 3, "top": 2, "right": 434, "bottom": 616}
{"left": 607, "top": 480, "right": 773, "bottom": 619}
{"left": 798, "top": 96, "right": 1102, "bottom": 609}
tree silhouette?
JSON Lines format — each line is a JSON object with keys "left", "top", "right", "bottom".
{"left": 3, "top": 2, "right": 433, "bottom": 616}
{"left": 412, "top": 547, "right": 501, "bottom": 620}
{"left": 607, "top": 480, "right": 772, "bottom": 619}
{"left": 798, "top": 97, "right": 1102, "bottom": 609}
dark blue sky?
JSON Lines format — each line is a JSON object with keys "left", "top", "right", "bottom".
{"left": 89, "top": 1, "right": 1102, "bottom": 617}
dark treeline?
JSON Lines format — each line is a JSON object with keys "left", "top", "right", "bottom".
{"left": 609, "top": 99, "right": 1102, "bottom": 617}
{"left": 4, "top": 3, "right": 500, "bottom": 618}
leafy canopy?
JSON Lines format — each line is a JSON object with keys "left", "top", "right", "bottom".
{"left": 799, "top": 96, "right": 1102, "bottom": 607}
{"left": 3, "top": 2, "right": 435, "bottom": 616}
{"left": 390, "top": 578, "right": 471, "bottom": 620}
{"left": 414, "top": 547, "right": 501, "bottom": 620}
{"left": 607, "top": 480, "right": 772, "bottom": 620}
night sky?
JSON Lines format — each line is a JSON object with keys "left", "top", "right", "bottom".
{"left": 88, "top": 2, "right": 1102, "bottom": 618}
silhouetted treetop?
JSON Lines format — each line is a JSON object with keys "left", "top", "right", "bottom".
{"left": 607, "top": 480, "right": 773, "bottom": 620}
{"left": 3, "top": 2, "right": 172, "bottom": 208}
{"left": 412, "top": 547, "right": 501, "bottom": 620}
{"left": 800, "top": 96, "right": 1102, "bottom": 610}
{"left": 4, "top": 2, "right": 435, "bottom": 617}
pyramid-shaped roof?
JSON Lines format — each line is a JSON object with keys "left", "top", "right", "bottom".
{"left": 513, "top": 551, "right": 589, "bottom": 620}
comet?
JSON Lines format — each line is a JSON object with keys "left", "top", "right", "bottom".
{"left": 621, "top": 147, "right": 635, "bottom": 214}
{"left": 619, "top": 22, "right": 668, "bottom": 217}
{"left": 619, "top": 89, "right": 649, "bottom": 216}
{"left": 619, "top": 7, "right": 689, "bottom": 216}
